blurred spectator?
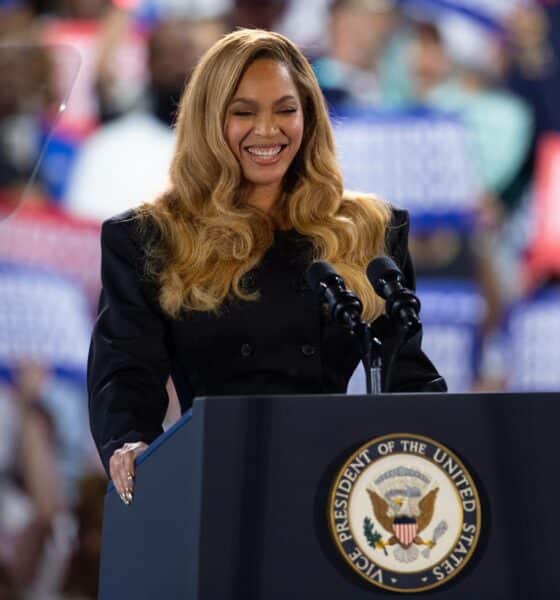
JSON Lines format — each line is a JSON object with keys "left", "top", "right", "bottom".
{"left": 0, "top": 30, "right": 103, "bottom": 590}
{"left": 313, "top": 0, "right": 410, "bottom": 107}
{"left": 408, "top": 21, "right": 450, "bottom": 100}
{"left": 0, "top": 363, "right": 101, "bottom": 599}
{"left": 403, "top": 8, "right": 538, "bottom": 387}
{"left": 408, "top": 14, "right": 534, "bottom": 214}
{"left": 93, "top": 6, "right": 143, "bottom": 123}
{"left": 64, "top": 16, "right": 227, "bottom": 220}
{"left": 506, "top": 2, "right": 560, "bottom": 134}
{"left": 0, "top": 363, "right": 61, "bottom": 591}
{"left": 60, "top": 473, "right": 106, "bottom": 600}
{"left": 0, "top": 37, "right": 60, "bottom": 210}
{"left": 39, "top": 4, "right": 148, "bottom": 142}
{"left": 0, "top": 217, "right": 101, "bottom": 505}
{"left": 42, "top": 375, "right": 97, "bottom": 504}
{"left": 93, "top": 8, "right": 231, "bottom": 122}
{"left": 93, "top": 5, "right": 232, "bottom": 123}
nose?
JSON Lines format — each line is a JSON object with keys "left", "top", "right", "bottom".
{"left": 254, "top": 111, "right": 279, "bottom": 137}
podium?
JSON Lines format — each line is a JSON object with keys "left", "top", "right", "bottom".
{"left": 99, "top": 393, "right": 559, "bottom": 599}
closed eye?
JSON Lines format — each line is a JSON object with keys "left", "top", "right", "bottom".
{"left": 232, "top": 111, "right": 254, "bottom": 116}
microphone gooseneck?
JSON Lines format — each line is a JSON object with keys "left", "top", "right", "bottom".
{"left": 305, "top": 261, "right": 363, "bottom": 331}
{"left": 367, "top": 257, "right": 421, "bottom": 334}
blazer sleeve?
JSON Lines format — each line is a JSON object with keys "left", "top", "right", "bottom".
{"left": 374, "top": 208, "right": 447, "bottom": 393}
{"left": 88, "top": 213, "right": 170, "bottom": 475}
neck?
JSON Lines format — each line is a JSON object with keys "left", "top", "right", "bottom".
{"left": 246, "top": 182, "right": 282, "bottom": 214}
{"left": 246, "top": 183, "right": 292, "bottom": 229}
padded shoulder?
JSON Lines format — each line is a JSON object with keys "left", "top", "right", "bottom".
{"left": 385, "top": 207, "right": 414, "bottom": 290}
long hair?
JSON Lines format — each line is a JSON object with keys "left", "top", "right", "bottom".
{"left": 137, "top": 28, "right": 391, "bottom": 321}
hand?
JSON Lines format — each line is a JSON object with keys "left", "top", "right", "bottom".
{"left": 109, "top": 441, "right": 148, "bottom": 505}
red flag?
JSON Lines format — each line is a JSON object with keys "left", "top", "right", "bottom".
{"left": 524, "top": 133, "right": 560, "bottom": 291}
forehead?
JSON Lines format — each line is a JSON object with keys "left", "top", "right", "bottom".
{"left": 231, "top": 58, "right": 300, "bottom": 102}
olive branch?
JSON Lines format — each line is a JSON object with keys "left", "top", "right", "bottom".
{"left": 363, "top": 517, "right": 388, "bottom": 556}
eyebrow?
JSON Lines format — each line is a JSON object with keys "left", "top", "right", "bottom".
{"left": 229, "top": 95, "right": 298, "bottom": 106}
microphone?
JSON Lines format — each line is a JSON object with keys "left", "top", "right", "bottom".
{"left": 305, "top": 261, "right": 363, "bottom": 331}
{"left": 366, "top": 257, "right": 421, "bottom": 334}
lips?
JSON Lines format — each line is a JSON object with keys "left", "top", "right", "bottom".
{"left": 246, "top": 144, "right": 284, "bottom": 156}
{"left": 243, "top": 144, "right": 288, "bottom": 165}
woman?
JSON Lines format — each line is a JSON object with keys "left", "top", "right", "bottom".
{"left": 88, "top": 29, "right": 445, "bottom": 506}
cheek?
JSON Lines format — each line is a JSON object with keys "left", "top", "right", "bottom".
{"left": 290, "top": 115, "right": 305, "bottom": 152}
{"left": 224, "top": 120, "right": 246, "bottom": 158}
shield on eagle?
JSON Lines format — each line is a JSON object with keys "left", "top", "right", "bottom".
{"left": 392, "top": 517, "right": 418, "bottom": 548}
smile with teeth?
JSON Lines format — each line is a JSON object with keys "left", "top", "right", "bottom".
{"left": 244, "top": 144, "right": 287, "bottom": 163}
{"left": 246, "top": 144, "right": 285, "bottom": 156}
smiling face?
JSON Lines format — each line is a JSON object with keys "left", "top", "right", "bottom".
{"left": 224, "top": 58, "right": 304, "bottom": 209}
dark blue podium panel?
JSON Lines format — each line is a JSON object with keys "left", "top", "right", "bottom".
{"left": 99, "top": 393, "right": 558, "bottom": 600}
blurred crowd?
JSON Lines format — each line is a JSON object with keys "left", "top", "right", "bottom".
{"left": 1, "top": 0, "right": 560, "bottom": 597}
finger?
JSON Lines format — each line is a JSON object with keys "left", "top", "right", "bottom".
{"left": 115, "top": 459, "right": 129, "bottom": 503}
{"left": 126, "top": 450, "right": 136, "bottom": 483}
{"left": 117, "top": 467, "right": 130, "bottom": 503}
{"left": 112, "top": 451, "right": 131, "bottom": 504}
{"left": 121, "top": 449, "right": 136, "bottom": 500}
{"left": 126, "top": 442, "right": 147, "bottom": 488}
{"left": 118, "top": 487, "right": 130, "bottom": 505}
{"left": 110, "top": 460, "right": 129, "bottom": 505}
{"left": 109, "top": 454, "right": 122, "bottom": 494}
{"left": 126, "top": 470, "right": 135, "bottom": 498}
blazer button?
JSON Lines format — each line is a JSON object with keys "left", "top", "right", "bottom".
{"left": 300, "top": 344, "right": 316, "bottom": 357}
{"left": 240, "top": 343, "right": 253, "bottom": 357}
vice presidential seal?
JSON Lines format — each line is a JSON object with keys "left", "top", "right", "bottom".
{"left": 328, "top": 434, "right": 481, "bottom": 593}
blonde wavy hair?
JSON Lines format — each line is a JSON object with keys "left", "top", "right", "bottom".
{"left": 138, "top": 28, "right": 391, "bottom": 321}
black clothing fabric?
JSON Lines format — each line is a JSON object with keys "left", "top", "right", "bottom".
{"left": 88, "top": 208, "right": 446, "bottom": 474}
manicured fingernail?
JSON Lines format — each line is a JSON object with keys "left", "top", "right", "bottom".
{"left": 126, "top": 491, "right": 133, "bottom": 503}
{"left": 120, "top": 494, "right": 129, "bottom": 505}
{"left": 127, "top": 472, "right": 134, "bottom": 480}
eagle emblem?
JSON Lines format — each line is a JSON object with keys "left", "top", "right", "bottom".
{"left": 329, "top": 434, "right": 481, "bottom": 592}
{"left": 364, "top": 466, "right": 446, "bottom": 563}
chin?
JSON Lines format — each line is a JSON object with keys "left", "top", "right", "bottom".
{"left": 248, "top": 177, "right": 284, "bottom": 188}
{"left": 243, "top": 168, "right": 287, "bottom": 188}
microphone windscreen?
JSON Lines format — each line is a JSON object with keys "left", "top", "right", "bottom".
{"left": 305, "top": 261, "right": 338, "bottom": 293}
{"left": 366, "top": 256, "right": 401, "bottom": 285}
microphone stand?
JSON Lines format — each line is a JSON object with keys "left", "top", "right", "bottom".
{"left": 356, "top": 322, "right": 383, "bottom": 395}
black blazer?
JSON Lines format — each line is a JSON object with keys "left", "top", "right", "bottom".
{"left": 88, "top": 208, "right": 446, "bottom": 474}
